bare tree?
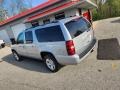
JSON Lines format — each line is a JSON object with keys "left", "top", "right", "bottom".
{"left": 0, "top": 0, "right": 4, "bottom": 4}
{"left": 1, "top": 0, "right": 32, "bottom": 17}
{"left": 0, "top": 0, "right": 4, "bottom": 7}
{"left": 15, "top": 0, "right": 27, "bottom": 12}
{"left": 0, "top": 0, "right": 9, "bottom": 21}
{"left": 9, "top": 1, "right": 17, "bottom": 16}
{"left": 27, "top": 0, "right": 33, "bottom": 8}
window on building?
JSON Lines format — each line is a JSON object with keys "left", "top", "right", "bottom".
{"left": 43, "top": 19, "right": 50, "bottom": 24}
{"left": 35, "top": 25, "right": 65, "bottom": 42}
{"left": 55, "top": 12, "right": 65, "bottom": 20}
{"left": 25, "top": 31, "right": 33, "bottom": 44}
{"left": 17, "top": 32, "right": 24, "bottom": 44}
{"left": 31, "top": 21, "right": 39, "bottom": 27}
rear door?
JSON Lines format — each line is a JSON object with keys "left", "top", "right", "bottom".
{"left": 65, "top": 17, "right": 94, "bottom": 54}
{"left": 35, "top": 25, "right": 66, "bottom": 56}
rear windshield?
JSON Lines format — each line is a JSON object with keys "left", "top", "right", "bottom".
{"left": 65, "top": 17, "right": 91, "bottom": 38}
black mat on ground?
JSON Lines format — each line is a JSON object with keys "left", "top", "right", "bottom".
{"left": 111, "top": 19, "right": 120, "bottom": 23}
{"left": 97, "top": 38, "right": 120, "bottom": 60}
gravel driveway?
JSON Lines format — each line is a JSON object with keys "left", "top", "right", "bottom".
{"left": 0, "top": 17, "right": 120, "bottom": 90}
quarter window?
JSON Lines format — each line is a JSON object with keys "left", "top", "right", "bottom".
{"left": 25, "top": 31, "right": 33, "bottom": 44}
{"left": 35, "top": 25, "right": 65, "bottom": 42}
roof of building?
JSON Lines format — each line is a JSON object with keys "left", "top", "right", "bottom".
{"left": 0, "top": 0, "right": 97, "bottom": 27}
{"left": 0, "top": 0, "right": 61, "bottom": 26}
{"left": 27, "top": 0, "right": 79, "bottom": 22}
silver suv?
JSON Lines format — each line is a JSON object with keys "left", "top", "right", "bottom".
{"left": 11, "top": 16, "right": 96, "bottom": 72}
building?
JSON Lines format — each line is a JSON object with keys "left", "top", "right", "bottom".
{"left": 0, "top": 0, "right": 97, "bottom": 44}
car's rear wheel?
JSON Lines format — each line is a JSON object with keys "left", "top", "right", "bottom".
{"left": 44, "top": 54, "right": 61, "bottom": 72}
{"left": 12, "top": 51, "right": 21, "bottom": 61}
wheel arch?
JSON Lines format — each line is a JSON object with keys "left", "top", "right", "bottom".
{"left": 40, "top": 51, "right": 55, "bottom": 59}
{"left": 11, "top": 49, "right": 16, "bottom": 52}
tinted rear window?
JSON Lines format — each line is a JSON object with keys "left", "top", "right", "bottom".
{"left": 65, "top": 18, "right": 91, "bottom": 38}
{"left": 35, "top": 25, "right": 65, "bottom": 42}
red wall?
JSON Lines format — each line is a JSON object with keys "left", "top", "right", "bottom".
{"left": 83, "top": 10, "right": 91, "bottom": 23}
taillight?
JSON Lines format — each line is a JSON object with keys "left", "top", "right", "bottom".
{"left": 66, "top": 40, "right": 76, "bottom": 55}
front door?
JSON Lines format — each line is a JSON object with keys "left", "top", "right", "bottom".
{"left": 16, "top": 32, "right": 26, "bottom": 56}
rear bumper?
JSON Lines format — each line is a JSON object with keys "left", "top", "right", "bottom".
{"left": 56, "top": 38, "right": 96, "bottom": 65}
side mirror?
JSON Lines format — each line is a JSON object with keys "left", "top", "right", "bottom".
{"left": 10, "top": 38, "right": 17, "bottom": 45}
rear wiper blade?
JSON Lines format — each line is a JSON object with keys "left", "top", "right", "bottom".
{"left": 74, "top": 30, "right": 83, "bottom": 37}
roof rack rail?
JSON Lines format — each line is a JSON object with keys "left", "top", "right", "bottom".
{"left": 25, "top": 27, "right": 34, "bottom": 30}
{"left": 25, "top": 20, "right": 59, "bottom": 30}
{"left": 51, "top": 20, "right": 58, "bottom": 23}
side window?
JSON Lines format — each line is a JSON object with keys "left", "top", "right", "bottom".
{"left": 17, "top": 33, "right": 24, "bottom": 44}
{"left": 35, "top": 25, "right": 65, "bottom": 42}
{"left": 25, "top": 31, "right": 33, "bottom": 44}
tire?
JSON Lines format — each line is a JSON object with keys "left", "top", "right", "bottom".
{"left": 44, "top": 54, "right": 61, "bottom": 72}
{"left": 12, "top": 51, "right": 22, "bottom": 61}
{"left": 1, "top": 44, "right": 5, "bottom": 48}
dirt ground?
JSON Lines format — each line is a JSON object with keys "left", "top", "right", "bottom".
{"left": 0, "top": 17, "right": 120, "bottom": 90}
